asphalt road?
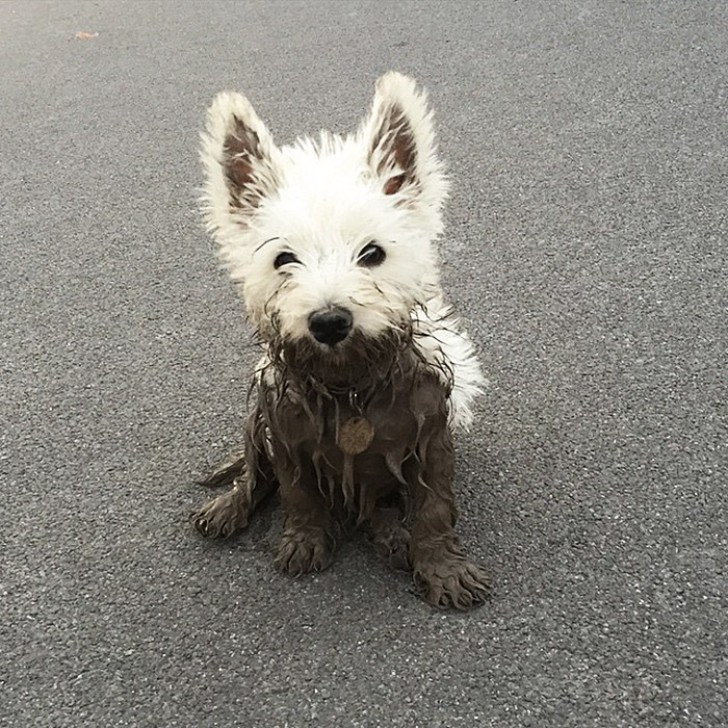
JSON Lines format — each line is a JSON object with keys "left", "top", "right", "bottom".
{"left": 2, "top": 2, "right": 726, "bottom": 726}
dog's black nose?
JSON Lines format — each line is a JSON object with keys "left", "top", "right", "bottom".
{"left": 308, "top": 307, "right": 353, "bottom": 346}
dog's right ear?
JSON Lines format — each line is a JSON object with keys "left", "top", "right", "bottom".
{"left": 200, "top": 91, "right": 282, "bottom": 231}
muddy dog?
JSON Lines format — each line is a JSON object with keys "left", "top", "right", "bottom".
{"left": 191, "top": 72, "right": 490, "bottom": 609}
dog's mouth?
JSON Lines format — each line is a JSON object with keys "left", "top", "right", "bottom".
{"left": 271, "top": 327, "right": 411, "bottom": 389}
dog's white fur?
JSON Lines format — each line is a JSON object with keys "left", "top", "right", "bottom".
{"left": 200, "top": 72, "right": 484, "bottom": 429}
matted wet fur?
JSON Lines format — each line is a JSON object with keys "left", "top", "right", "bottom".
{"left": 191, "top": 72, "right": 490, "bottom": 609}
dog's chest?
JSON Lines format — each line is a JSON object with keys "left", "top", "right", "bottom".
{"left": 263, "top": 368, "right": 448, "bottom": 481}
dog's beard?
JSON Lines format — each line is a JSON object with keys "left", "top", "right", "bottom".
{"left": 267, "top": 325, "right": 414, "bottom": 392}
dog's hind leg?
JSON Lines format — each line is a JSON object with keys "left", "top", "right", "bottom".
{"left": 192, "top": 407, "right": 277, "bottom": 538}
{"left": 365, "top": 503, "right": 411, "bottom": 571}
{"left": 197, "top": 446, "right": 247, "bottom": 489}
{"left": 192, "top": 471, "right": 271, "bottom": 538}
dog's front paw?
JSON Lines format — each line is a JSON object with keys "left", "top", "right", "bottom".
{"left": 413, "top": 558, "right": 491, "bottom": 610}
{"left": 274, "top": 527, "right": 333, "bottom": 576}
{"left": 191, "top": 488, "right": 250, "bottom": 539}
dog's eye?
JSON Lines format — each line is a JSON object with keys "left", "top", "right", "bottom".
{"left": 357, "top": 242, "right": 386, "bottom": 268}
{"left": 274, "top": 251, "right": 299, "bottom": 269}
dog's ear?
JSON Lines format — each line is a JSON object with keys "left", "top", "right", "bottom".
{"left": 362, "top": 72, "right": 446, "bottom": 207}
{"left": 201, "top": 91, "right": 282, "bottom": 229}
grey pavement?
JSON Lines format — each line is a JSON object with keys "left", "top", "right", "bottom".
{"left": 1, "top": 1, "right": 726, "bottom": 726}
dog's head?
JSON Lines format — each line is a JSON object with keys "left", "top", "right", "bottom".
{"left": 201, "top": 72, "right": 447, "bottom": 374}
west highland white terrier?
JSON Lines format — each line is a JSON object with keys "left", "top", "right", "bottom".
{"left": 191, "top": 72, "right": 490, "bottom": 609}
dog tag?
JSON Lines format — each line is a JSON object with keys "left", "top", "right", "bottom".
{"left": 337, "top": 416, "right": 375, "bottom": 455}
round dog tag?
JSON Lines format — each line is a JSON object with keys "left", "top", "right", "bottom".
{"left": 337, "top": 416, "right": 375, "bottom": 455}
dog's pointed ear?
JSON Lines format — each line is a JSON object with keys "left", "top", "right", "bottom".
{"left": 361, "top": 72, "right": 447, "bottom": 207}
{"left": 201, "top": 91, "right": 282, "bottom": 230}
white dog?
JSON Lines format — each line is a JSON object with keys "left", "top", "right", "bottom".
{"left": 192, "top": 72, "right": 489, "bottom": 609}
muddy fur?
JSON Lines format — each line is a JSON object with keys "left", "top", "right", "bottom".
{"left": 193, "top": 336, "right": 490, "bottom": 609}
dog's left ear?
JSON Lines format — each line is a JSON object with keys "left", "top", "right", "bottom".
{"left": 361, "top": 72, "right": 447, "bottom": 208}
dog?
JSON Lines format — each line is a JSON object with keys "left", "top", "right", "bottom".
{"left": 191, "top": 72, "right": 490, "bottom": 609}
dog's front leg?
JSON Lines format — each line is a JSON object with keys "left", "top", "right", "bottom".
{"left": 408, "top": 423, "right": 491, "bottom": 610}
{"left": 272, "top": 455, "right": 336, "bottom": 576}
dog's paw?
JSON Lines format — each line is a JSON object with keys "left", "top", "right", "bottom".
{"left": 191, "top": 489, "right": 250, "bottom": 539}
{"left": 372, "top": 524, "right": 411, "bottom": 571}
{"left": 274, "top": 528, "right": 333, "bottom": 576}
{"left": 414, "top": 558, "right": 491, "bottom": 610}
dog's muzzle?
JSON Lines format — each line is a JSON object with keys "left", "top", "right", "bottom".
{"left": 308, "top": 307, "right": 353, "bottom": 346}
